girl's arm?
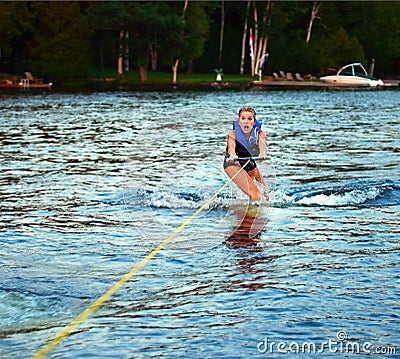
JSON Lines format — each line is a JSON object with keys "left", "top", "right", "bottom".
{"left": 258, "top": 130, "right": 267, "bottom": 157}
{"left": 226, "top": 130, "right": 237, "bottom": 158}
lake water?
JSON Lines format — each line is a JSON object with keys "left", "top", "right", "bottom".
{"left": 1, "top": 88, "right": 399, "bottom": 358}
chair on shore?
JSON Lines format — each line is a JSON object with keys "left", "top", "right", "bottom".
{"left": 24, "top": 72, "right": 43, "bottom": 84}
{"left": 295, "top": 73, "right": 304, "bottom": 81}
{"left": 286, "top": 72, "right": 294, "bottom": 81}
{"left": 279, "top": 70, "right": 286, "bottom": 79}
{"left": 272, "top": 72, "right": 280, "bottom": 80}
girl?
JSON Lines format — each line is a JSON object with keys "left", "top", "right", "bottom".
{"left": 223, "top": 107, "right": 267, "bottom": 201}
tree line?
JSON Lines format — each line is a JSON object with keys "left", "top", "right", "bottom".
{"left": 1, "top": 1, "right": 399, "bottom": 82}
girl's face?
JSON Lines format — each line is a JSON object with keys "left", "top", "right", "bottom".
{"left": 238, "top": 110, "right": 256, "bottom": 135}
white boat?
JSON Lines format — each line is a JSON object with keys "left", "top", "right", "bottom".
{"left": 320, "top": 63, "right": 384, "bottom": 87}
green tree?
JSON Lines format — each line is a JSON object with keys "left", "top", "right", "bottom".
{"left": 155, "top": 1, "right": 210, "bottom": 82}
{"left": 2, "top": 1, "right": 400, "bottom": 80}
{"left": 0, "top": 2, "right": 31, "bottom": 56}
{"left": 87, "top": 2, "right": 140, "bottom": 77}
{"left": 131, "top": 2, "right": 179, "bottom": 80}
{"left": 181, "top": 2, "right": 210, "bottom": 69}
{"left": 28, "top": 2, "right": 91, "bottom": 81}
{"left": 340, "top": 1, "right": 400, "bottom": 74}
{"left": 316, "top": 27, "right": 366, "bottom": 69}
{"left": 0, "top": 2, "right": 33, "bottom": 74}
{"left": 259, "top": 2, "right": 292, "bottom": 74}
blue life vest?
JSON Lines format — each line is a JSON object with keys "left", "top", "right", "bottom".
{"left": 233, "top": 119, "right": 262, "bottom": 157}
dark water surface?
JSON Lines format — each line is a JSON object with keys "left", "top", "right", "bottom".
{"left": 1, "top": 90, "right": 399, "bottom": 358}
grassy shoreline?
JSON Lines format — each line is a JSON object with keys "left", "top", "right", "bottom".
{"left": 2, "top": 69, "right": 398, "bottom": 91}
{"left": 1, "top": 68, "right": 252, "bottom": 84}
{"left": 81, "top": 69, "right": 255, "bottom": 90}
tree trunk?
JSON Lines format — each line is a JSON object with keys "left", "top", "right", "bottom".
{"left": 240, "top": 0, "right": 251, "bottom": 75}
{"left": 118, "top": 29, "right": 124, "bottom": 78}
{"left": 172, "top": 59, "right": 179, "bottom": 84}
{"left": 100, "top": 39, "right": 104, "bottom": 71}
{"left": 368, "top": 58, "right": 375, "bottom": 76}
{"left": 173, "top": 1, "right": 186, "bottom": 84}
{"left": 250, "top": 28, "right": 254, "bottom": 77}
{"left": 99, "top": 30, "right": 105, "bottom": 71}
{"left": 183, "top": 0, "right": 189, "bottom": 15}
{"left": 150, "top": 35, "right": 158, "bottom": 71}
{"left": 187, "top": 60, "right": 193, "bottom": 73}
{"left": 251, "top": 0, "right": 259, "bottom": 76}
{"left": 124, "top": 31, "right": 129, "bottom": 73}
{"left": 219, "top": 0, "right": 225, "bottom": 66}
{"left": 306, "top": 1, "right": 320, "bottom": 43}
{"left": 139, "top": 65, "right": 147, "bottom": 82}
{"left": 255, "top": 0, "right": 272, "bottom": 75}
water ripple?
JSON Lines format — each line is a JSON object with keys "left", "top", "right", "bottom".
{"left": 1, "top": 90, "right": 399, "bottom": 358}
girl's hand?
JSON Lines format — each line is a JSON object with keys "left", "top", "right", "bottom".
{"left": 226, "top": 154, "right": 238, "bottom": 163}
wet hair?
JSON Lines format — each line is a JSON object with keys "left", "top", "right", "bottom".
{"left": 238, "top": 106, "right": 256, "bottom": 119}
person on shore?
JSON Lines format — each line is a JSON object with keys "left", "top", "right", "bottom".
{"left": 223, "top": 106, "right": 267, "bottom": 201}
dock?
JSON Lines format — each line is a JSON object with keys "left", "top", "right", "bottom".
{"left": 0, "top": 81, "right": 52, "bottom": 89}
{"left": 250, "top": 79, "right": 399, "bottom": 90}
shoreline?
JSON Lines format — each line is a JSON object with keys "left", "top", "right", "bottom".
{"left": 1, "top": 76, "right": 399, "bottom": 92}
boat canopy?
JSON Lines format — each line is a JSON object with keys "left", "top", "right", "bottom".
{"left": 338, "top": 63, "right": 380, "bottom": 81}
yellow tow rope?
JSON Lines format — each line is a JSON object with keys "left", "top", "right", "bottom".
{"left": 32, "top": 160, "right": 249, "bottom": 358}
